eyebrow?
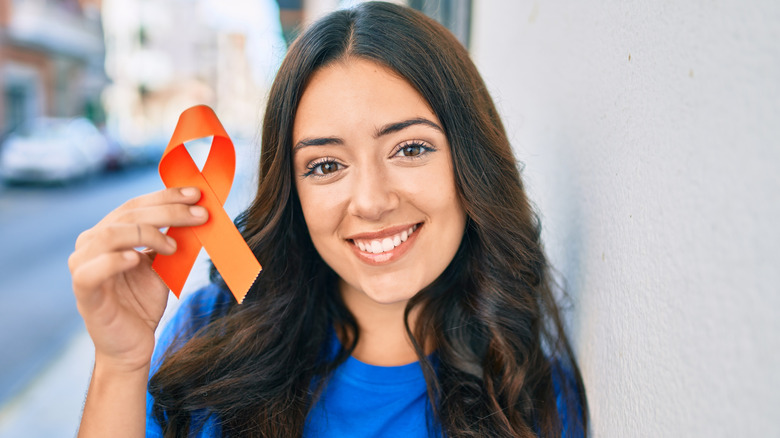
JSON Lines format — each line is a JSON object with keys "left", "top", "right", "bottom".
{"left": 293, "top": 117, "right": 443, "bottom": 151}
{"left": 293, "top": 136, "right": 343, "bottom": 150}
{"left": 375, "top": 117, "right": 444, "bottom": 137}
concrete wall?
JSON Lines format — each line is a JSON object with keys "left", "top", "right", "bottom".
{"left": 470, "top": 1, "right": 780, "bottom": 436}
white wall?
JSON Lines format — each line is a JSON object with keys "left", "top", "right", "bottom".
{"left": 470, "top": 1, "right": 780, "bottom": 436}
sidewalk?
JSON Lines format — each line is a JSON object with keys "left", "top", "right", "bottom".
{"left": 0, "top": 329, "right": 92, "bottom": 438}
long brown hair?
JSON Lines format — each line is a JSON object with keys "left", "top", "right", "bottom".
{"left": 149, "top": 2, "right": 587, "bottom": 436}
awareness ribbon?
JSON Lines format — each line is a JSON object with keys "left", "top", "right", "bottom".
{"left": 151, "top": 105, "right": 261, "bottom": 303}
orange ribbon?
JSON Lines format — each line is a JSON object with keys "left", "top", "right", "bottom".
{"left": 152, "top": 105, "right": 261, "bottom": 303}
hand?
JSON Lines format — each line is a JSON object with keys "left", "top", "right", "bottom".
{"left": 68, "top": 187, "right": 208, "bottom": 372}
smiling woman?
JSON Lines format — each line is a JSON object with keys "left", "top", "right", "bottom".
{"left": 293, "top": 59, "right": 467, "bottom": 366}
{"left": 69, "top": 2, "right": 587, "bottom": 437}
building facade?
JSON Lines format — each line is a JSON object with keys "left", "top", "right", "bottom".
{"left": 0, "top": 0, "right": 105, "bottom": 140}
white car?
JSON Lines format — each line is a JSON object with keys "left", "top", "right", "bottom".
{"left": 0, "top": 117, "right": 109, "bottom": 184}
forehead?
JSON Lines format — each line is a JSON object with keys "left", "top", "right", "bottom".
{"left": 293, "top": 59, "right": 439, "bottom": 140}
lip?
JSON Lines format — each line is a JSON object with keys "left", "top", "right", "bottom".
{"left": 345, "top": 223, "right": 420, "bottom": 241}
{"left": 346, "top": 222, "right": 423, "bottom": 265}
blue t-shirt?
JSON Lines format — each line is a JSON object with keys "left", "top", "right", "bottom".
{"left": 145, "top": 285, "right": 583, "bottom": 437}
{"left": 304, "top": 350, "right": 434, "bottom": 437}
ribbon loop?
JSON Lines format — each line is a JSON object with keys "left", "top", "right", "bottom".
{"left": 152, "top": 105, "right": 261, "bottom": 303}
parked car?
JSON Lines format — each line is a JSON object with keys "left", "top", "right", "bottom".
{"left": 102, "top": 131, "right": 131, "bottom": 171}
{"left": 120, "top": 137, "right": 167, "bottom": 166}
{"left": 0, "top": 117, "right": 110, "bottom": 184}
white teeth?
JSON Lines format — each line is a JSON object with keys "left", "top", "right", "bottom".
{"left": 353, "top": 224, "right": 420, "bottom": 254}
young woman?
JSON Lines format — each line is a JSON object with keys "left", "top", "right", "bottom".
{"left": 70, "top": 2, "right": 587, "bottom": 437}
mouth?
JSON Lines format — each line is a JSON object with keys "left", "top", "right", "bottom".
{"left": 350, "top": 223, "right": 419, "bottom": 254}
{"left": 347, "top": 223, "right": 422, "bottom": 264}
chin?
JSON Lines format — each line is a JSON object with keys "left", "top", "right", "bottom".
{"left": 365, "top": 291, "right": 416, "bottom": 306}
{"left": 360, "top": 282, "right": 421, "bottom": 305}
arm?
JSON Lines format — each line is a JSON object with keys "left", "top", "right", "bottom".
{"left": 68, "top": 187, "right": 208, "bottom": 437}
{"left": 79, "top": 359, "right": 150, "bottom": 437}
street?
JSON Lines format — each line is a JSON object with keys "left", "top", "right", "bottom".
{"left": 0, "top": 166, "right": 164, "bottom": 405}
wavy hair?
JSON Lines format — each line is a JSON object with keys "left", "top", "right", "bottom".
{"left": 149, "top": 2, "right": 588, "bottom": 436}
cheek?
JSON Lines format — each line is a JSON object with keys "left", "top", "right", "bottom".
{"left": 405, "top": 163, "right": 462, "bottom": 214}
{"left": 296, "top": 184, "right": 347, "bottom": 242}
{"left": 417, "top": 167, "right": 466, "bottom": 245}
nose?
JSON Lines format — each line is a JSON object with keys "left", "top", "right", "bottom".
{"left": 347, "top": 165, "right": 399, "bottom": 221}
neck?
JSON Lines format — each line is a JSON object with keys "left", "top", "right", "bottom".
{"left": 338, "top": 280, "right": 422, "bottom": 366}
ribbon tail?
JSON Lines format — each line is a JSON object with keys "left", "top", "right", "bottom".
{"left": 152, "top": 226, "right": 201, "bottom": 297}
{"left": 193, "top": 191, "right": 262, "bottom": 304}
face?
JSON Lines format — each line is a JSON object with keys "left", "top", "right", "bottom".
{"left": 292, "top": 59, "right": 467, "bottom": 308}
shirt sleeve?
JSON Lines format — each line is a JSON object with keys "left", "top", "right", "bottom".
{"left": 552, "top": 360, "right": 587, "bottom": 438}
{"left": 145, "top": 284, "right": 228, "bottom": 437}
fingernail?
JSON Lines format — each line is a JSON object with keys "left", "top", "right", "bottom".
{"left": 123, "top": 251, "right": 137, "bottom": 261}
{"left": 190, "top": 206, "right": 207, "bottom": 217}
{"left": 180, "top": 187, "right": 198, "bottom": 197}
{"left": 166, "top": 236, "right": 177, "bottom": 249}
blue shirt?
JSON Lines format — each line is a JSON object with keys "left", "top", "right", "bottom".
{"left": 304, "top": 351, "right": 434, "bottom": 437}
{"left": 145, "top": 285, "right": 583, "bottom": 437}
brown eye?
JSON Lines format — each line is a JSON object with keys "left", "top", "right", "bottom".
{"left": 401, "top": 144, "right": 423, "bottom": 157}
{"left": 392, "top": 141, "right": 435, "bottom": 160}
{"left": 304, "top": 158, "right": 343, "bottom": 178}
{"left": 319, "top": 162, "right": 339, "bottom": 174}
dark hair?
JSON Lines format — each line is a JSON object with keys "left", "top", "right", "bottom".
{"left": 149, "top": 2, "right": 588, "bottom": 436}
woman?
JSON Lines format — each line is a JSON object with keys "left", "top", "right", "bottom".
{"left": 70, "top": 2, "right": 587, "bottom": 437}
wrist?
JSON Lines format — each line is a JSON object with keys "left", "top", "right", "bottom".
{"left": 93, "top": 351, "right": 152, "bottom": 378}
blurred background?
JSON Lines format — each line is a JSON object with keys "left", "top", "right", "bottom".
{"left": 1, "top": 0, "right": 779, "bottom": 437}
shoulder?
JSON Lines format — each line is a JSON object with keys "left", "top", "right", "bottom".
{"left": 151, "top": 283, "right": 232, "bottom": 367}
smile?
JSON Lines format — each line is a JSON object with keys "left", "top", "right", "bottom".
{"left": 351, "top": 224, "right": 419, "bottom": 254}
{"left": 347, "top": 223, "right": 422, "bottom": 264}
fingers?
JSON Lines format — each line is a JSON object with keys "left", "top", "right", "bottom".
{"left": 71, "top": 251, "right": 140, "bottom": 302}
{"left": 112, "top": 203, "right": 208, "bottom": 229}
{"left": 70, "top": 186, "right": 208, "bottom": 297}
{"left": 91, "top": 186, "right": 201, "bottom": 230}
{"left": 76, "top": 187, "right": 207, "bottom": 250}
{"left": 69, "top": 224, "right": 176, "bottom": 270}
{"left": 117, "top": 186, "right": 202, "bottom": 216}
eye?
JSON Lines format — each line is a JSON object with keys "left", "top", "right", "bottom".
{"left": 304, "top": 158, "right": 343, "bottom": 178}
{"left": 393, "top": 141, "right": 436, "bottom": 159}
{"left": 316, "top": 161, "right": 340, "bottom": 174}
